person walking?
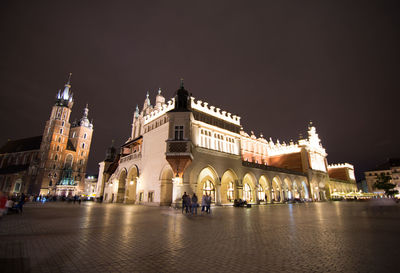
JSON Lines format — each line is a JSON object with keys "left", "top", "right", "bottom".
{"left": 206, "top": 194, "right": 212, "bottom": 214}
{"left": 201, "top": 193, "right": 207, "bottom": 213}
{"left": 191, "top": 193, "right": 198, "bottom": 215}
{"left": 16, "top": 193, "right": 26, "bottom": 214}
{"left": 181, "top": 192, "right": 188, "bottom": 213}
{"left": 186, "top": 194, "right": 191, "bottom": 214}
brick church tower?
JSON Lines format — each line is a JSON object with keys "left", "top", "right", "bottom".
{"left": 33, "top": 74, "right": 94, "bottom": 196}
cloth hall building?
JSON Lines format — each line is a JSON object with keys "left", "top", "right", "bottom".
{"left": 97, "top": 81, "right": 357, "bottom": 206}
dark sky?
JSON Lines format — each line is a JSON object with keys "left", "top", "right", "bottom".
{"left": 1, "top": 0, "right": 399, "bottom": 180}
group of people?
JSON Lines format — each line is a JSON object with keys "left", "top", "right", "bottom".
{"left": 0, "top": 191, "right": 25, "bottom": 218}
{"left": 181, "top": 192, "right": 212, "bottom": 215}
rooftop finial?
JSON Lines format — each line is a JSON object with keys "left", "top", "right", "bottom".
{"left": 158, "top": 88, "right": 161, "bottom": 95}
{"left": 66, "top": 72, "right": 72, "bottom": 85}
{"left": 180, "top": 78, "right": 184, "bottom": 88}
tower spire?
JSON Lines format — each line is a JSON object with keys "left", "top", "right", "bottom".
{"left": 67, "top": 72, "right": 72, "bottom": 85}
{"left": 180, "top": 78, "right": 184, "bottom": 89}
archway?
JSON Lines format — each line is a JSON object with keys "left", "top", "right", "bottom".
{"left": 126, "top": 166, "right": 138, "bottom": 204}
{"left": 283, "top": 177, "right": 292, "bottom": 201}
{"left": 301, "top": 181, "right": 309, "bottom": 200}
{"left": 292, "top": 181, "right": 300, "bottom": 199}
{"left": 117, "top": 169, "right": 127, "bottom": 203}
{"left": 259, "top": 175, "right": 270, "bottom": 203}
{"left": 242, "top": 173, "right": 256, "bottom": 203}
{"left": 271, "top": 176, "right": 282, "bottom": 202}
{"left": 220, "top": 169, "right": 238, "bottom": 204}
{"left": 196, "top": 166, "right": 219, "bottom": 204}
{"left": 160, "top": 165, "right": 173, "bottom": 206}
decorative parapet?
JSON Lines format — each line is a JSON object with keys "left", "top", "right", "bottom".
{"left": 190, "top": 97, "right": 241, "bottom": 126}
{"left": 120, "top": 152, "right": 142, "bottom": 163}
{"left": 328, "top": 163, "right": 354, "bottom": 169}
{"left": 143, "top": 98, "right": 175, "bottom": 125}
{"left": 267, "top": 140, "right": 301, "bottom": 156}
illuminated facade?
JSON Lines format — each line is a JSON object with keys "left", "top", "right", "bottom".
{"left": 0, "top": 74, "right": 93, "bottom": 196}
{"left": 364, "top": 158, "right": 400, "bottom": 196}
{"left": 96, "top": 81, "right": 357, "bottom": 206}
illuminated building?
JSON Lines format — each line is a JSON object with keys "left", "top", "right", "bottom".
{"left": 364, "top": 158, "right": 400, "bottom": 196}
{"left": 96, "top": 80, "right": 357, "bottom": 205}
{"left": 0, "top": 74, "right": 93, "bottom": 196}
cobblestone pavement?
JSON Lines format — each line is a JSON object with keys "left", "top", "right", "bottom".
{"left": 1, "top": 200, "right": 399, "bottom": 273}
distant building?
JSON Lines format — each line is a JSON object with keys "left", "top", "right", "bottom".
{"left": 0, "top": 74, "right": 93, "bottom": 196}
{"left": 83, "top": 175, "right": 98, "bottom": 199}
{"left": 356, "top": 179, "right": 369, "bottom": 193}
{"left": 364, "top": 158, "right": 400, "bottom": 196}
{"left": 96, "top": 81, "right": 357, "bottom": 206}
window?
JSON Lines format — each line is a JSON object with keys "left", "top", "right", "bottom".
{"left": 174, "top": 126, "right": 184, "bottom": 140}
{"left": 82, "top": 143, "right": 85, "bottom": 149}
{"left": 49, "top": 180, "right": 52, "bottom": 186}
{"left": 56, "top": 146, "right": 60, "bottom": 152}
{"left": 60, "top": 128, "right": 63, "bottom": 134}
{"left": 58, "top": 137, "right": 61, "bottom": 143}
{"left": 54, "top": 155, "right": 58, "bottom": 161}
{"left": 84, "top": 133, "right": 87, "bottom": 139}
{"left": 81, "top": 151, "right": 84, "bottom": 156}
{"left": 139, "top": 192, "right": 144, "bottom": 202}
{"left": 62, "top": 121, "right": 65, "bottom": 126}
{"left": 72, "top": 132, "right": 76, "bottom": 138}
{"left": 148, "top": 192, "right": 154, "bottom": 202}
{"left": 14, "top": 183, "right": 21, "bottom": 192}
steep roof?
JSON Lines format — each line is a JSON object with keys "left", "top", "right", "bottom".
{"left": 0, "top": 136, "right": 42, "bottom": 154}
{"left": 0, "top": 164, "right": 30, "bottom": 174}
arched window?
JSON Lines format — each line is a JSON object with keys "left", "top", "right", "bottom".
{"left": 64, "top": 154, "right": 73, "bottom": 169}
{"left": 56, "top": 146, "right": 60, "bottom": 152}
{"left": 58, "top": 137, "right": 61, "bottom": 143}
{"left": 60, "top": 128, "right": 63, "bottom": 134}
{"left": 54, "top": 154, "right": 58, "bottom": 161}
{"left": 202, "top": 180, "right": 215, "bottom": 201}
{"left": 82, "top": 143, "right": 85, "bottom": 149}
{"left": 84, "top": 133, "right": 87, "bottom": 139}
{"left": 227, "top": 181, "right": 234, "bottom": 202}
{"left": 243, "top": 183, "right": 252, "bottom": 201}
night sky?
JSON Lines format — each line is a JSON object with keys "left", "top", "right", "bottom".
{"left": 1, "top": 0, "right": 399, "bottom": 180}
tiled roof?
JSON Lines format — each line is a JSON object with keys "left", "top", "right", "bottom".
{"left": 0, "top": 136, "right": 42, "bottom": 154}
{"left": 0, "top": 164, "right": 29, "bottom": 174}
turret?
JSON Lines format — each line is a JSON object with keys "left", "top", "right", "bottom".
{"left": 79, "top": 104, "right": 93, "bottom": 129}
{"left": 173, "top": 79, "right": 190, "bottom": 111}
{"left": 155, "top": 88, "right": 165, "bottom": 109}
